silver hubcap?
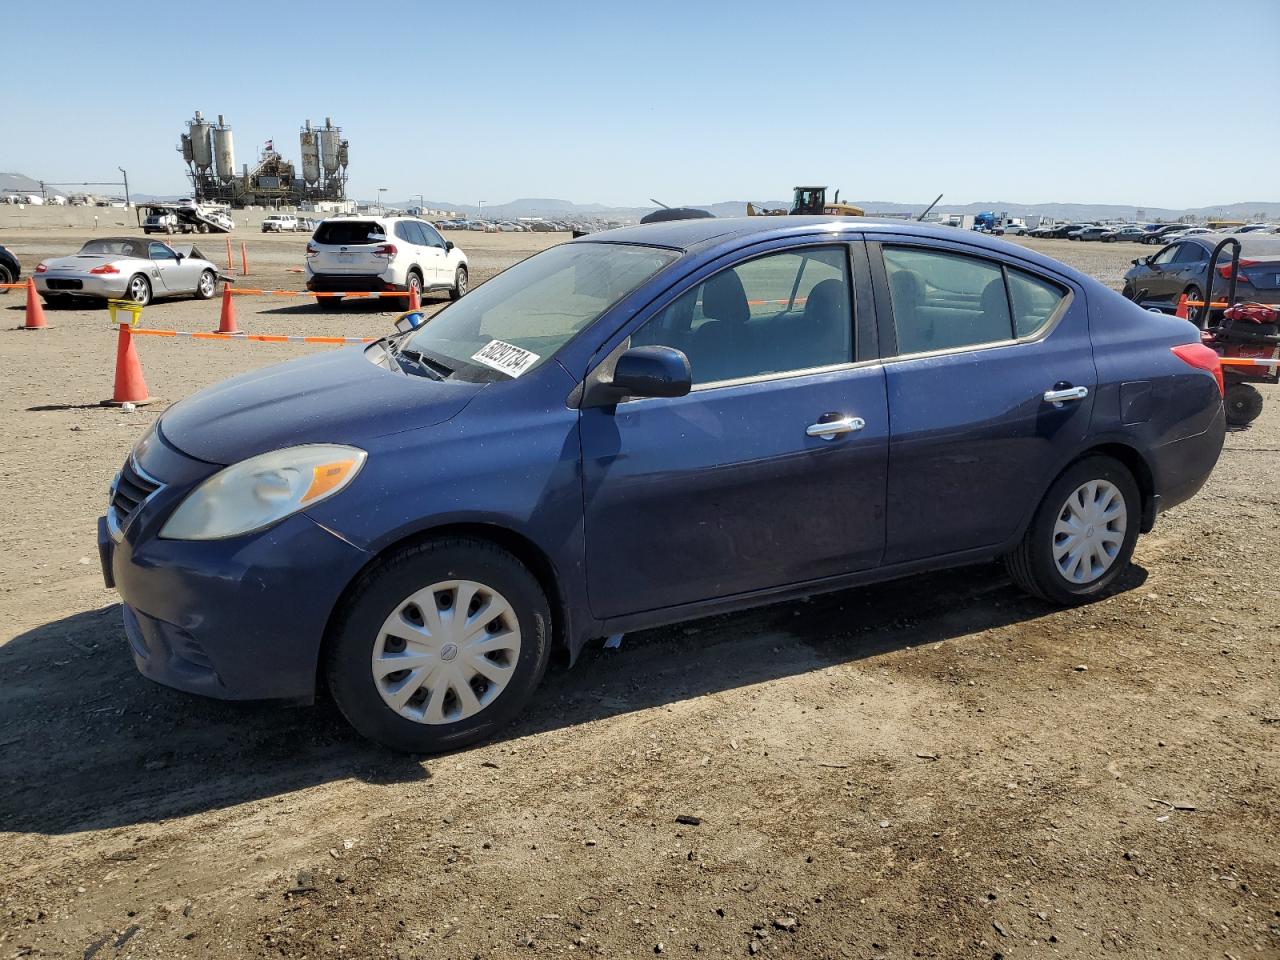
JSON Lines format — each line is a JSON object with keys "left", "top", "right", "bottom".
{"left": 200, "top": 274, "right": 214, "bottom": 296}
{"left": 1053, "top": 480, "right": 1127, "bottom": 584}
{"left": 372, "top": 579, "right": 521, "bottom": 724}
{"left": 131, "top": 278, "right": 147, "bottom": 302}
{"left": 457, "top": 271, "right": 466, "bottom": 295}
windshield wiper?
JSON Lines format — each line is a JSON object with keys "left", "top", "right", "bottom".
{"left": 392, "top": 346, "right": 453, "bottom": 381}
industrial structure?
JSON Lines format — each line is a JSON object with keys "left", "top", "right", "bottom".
{"left": 179, "top": 111, "right": 349, "bottom": 209}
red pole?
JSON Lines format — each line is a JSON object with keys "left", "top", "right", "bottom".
{"left": 240, "top": 241, "right": 250, "bottom": 277}
{"left": 225, "top": 235, "right": 233, "bottom": 271}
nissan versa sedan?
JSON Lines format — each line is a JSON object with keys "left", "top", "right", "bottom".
{"left": 99, "top": 217, "right": 1226, "bottom": 753}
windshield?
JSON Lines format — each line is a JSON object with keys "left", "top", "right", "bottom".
{"left": 401, "top": 242, "right": 677, "bottom": 381}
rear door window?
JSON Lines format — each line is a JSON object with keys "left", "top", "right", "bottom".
{"left": 1175, "top": 243, "right": 1207, "bottom": 264}
{"left": 314, "top": 220, "right": 386, "bottom": 246}
{"left": 882, "top": 247, "right": 1012, "bottom": 353}
{"left": 395, "top": 222, "right": 422, "bottom": 245}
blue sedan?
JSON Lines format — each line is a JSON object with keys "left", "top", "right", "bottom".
{"left": 100, "top": 217, "right": 1226, "bottom": 752}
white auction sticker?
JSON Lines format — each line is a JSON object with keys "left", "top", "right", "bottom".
{"left": 470, "top": 339, "right": 541, "bottom": 378}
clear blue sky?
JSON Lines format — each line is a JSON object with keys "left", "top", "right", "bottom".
{"left": 4, "top": 0, "right": 1277, "bottom": 208}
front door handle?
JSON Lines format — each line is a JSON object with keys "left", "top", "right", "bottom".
{"left": 1043, "top": 385, "right": 1089, "bottom": 403}
{"left": 806, "top": 416, "right": 866, "bottom": 440}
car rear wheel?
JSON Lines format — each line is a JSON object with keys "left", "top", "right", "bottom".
{"left": 195, "top": 269, "right": 217, "bottom": 300}
{"left": 450, "top": 265, "right": 468, "bottom": 301}
{"left": 406, "top": 270, "right": 423, "bottom": 302}
{"left": 326, "top": 538, "right": 552, "bottom": 753}
{"left": 127, "top": 274, "right": 151, "bottom": 306}
{"left": 1224, "top": 382, "right": 1264, "bottom": 426}
{"left": 1006, "top": 455, "right": 1140, "bottom": 605}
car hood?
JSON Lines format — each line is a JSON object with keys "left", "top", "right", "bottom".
{"left": 159, "top": 346, "right": 486, "bottom": 464}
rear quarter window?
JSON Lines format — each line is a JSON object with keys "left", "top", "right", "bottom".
{"left": 1007, "top": 268, "right": 1068, "bottom": 337}
{"left": 314, "top": 221, "right": 386, "bottom": 245}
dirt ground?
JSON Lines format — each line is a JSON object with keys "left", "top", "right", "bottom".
{"left": 0, "top": 215, "right": 1276, "bottom": 960}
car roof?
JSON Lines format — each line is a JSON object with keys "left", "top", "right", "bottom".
{"left": 574, "top": 216, "right": 1090, "bottom": 280}
{"left": 1184, "top": 232, "right": 1280, "bottom": 255}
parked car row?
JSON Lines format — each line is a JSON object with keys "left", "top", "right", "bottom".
{"left": 1122, "top": 232, "right": 1280, "bottom": 320}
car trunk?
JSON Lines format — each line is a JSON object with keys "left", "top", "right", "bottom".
{"left": 311, "top": 220, "right": 389, "bottom": 275}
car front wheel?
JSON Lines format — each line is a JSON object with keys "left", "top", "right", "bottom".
{"left": 450, "top": 265, "right": 468, "bottom": 301}
{"left": 195, "top": 269, "right": 217, "bottom": 300}
{"left": 325, "top": 538, "right": 552, "bottom": 753}
{"left": 1006, "top": 455, "right": 1140, "bottom": 605}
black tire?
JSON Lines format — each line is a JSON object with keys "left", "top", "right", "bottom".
{"left": 126, "top": 273, "right": 151, "bottom": 307}
{"left": 1184, "top": 284, "right": 1204, "bottom": 325}
{"left": 406, "top": 269, "right": 423, "bottom": 302}
{"left": 198, "top": 224, "right": 210, "bottom": 234}
{"left": 195, "top": 269, "right": 217, "bottom": 300}
{"left": 1006, "top": 455, "right": 1141, "bottom": 605}
{"left": 450, "top": 265, "right": 468, "bottom": 301}
{"left": 1224, "top": 382, "right": 1264, "bottom": 426}
{"left": 0, "top": 264, "right": 13, "bottom": 287}
{"left": 325, "top": 538, "right": 552, "bottom": 753}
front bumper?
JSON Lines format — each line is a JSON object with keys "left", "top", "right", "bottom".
{"left": 35, "top": 274, "right": 129, "bottom": 298}
{"left": 100, "top": 509, "right": 370, "bottom": 702}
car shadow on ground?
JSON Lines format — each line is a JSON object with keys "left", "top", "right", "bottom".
{"left": 0, "top": 561, "right": 1146, "bottom": 836}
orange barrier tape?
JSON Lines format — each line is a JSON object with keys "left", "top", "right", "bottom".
{"left": 0, "top": 282, "right": 27, "bottom": 289}
{"left": 126, "top": 327, "right": 376, "bottom": 345}
{"left": 1185, "top": 300, "right": 1233, "bottom": 309}
{"left": 1219, "top": 357, "right": 1279, "bottom": 368}
{"left": 225, "top": 286, "right": 412, "bottom": 299}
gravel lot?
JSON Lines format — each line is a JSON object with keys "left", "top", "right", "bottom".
{"left": 0, "top": 212, "right": 1276, "bottom": 960}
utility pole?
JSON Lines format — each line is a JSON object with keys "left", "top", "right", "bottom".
{"left": 118, "top": 167, "right": 130, "bottom": 208}
{"left": 478, "top": 199, "right": 486, "bottom": 221}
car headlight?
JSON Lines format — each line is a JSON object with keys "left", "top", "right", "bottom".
{"left": 160, "top": 444, "right": 366, "bottom": 541}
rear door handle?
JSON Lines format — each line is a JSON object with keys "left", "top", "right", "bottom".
{"left": 1043, "top": 385, "right": 1089, "bottom": 403}
{"left": 806, "top": 416, "right": 865, "bottom": 440}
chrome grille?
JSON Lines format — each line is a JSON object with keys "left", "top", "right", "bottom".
{"left": 107, "top": 457, "right": 163, "bottom": 541}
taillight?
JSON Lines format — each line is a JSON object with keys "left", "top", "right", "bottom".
{"left": 89, "top": 264, "right": 120, "bottom": 275}
{"left": 305, "top": 241, "right": 318, "bottom": 257}
{"left": 1171, "top": 342, "right": 1224, "bottom": 396}
{"left": 1217, "top": 258, "right": 1258, "bottom": 282}
{"left": 35, "top": 263, "right": 47, "bottom": 273}
{"left": 372, "top": 244, "right": 397, "bottom": 259}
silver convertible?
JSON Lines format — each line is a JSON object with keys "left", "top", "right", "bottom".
{"left": 34, "top": 237, "right": 222, "bottom": 307}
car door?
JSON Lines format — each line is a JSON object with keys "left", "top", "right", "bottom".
{"left": 417, "top": 221, "right": 450, "bottom": 285}
{"left": 1133, "top": 242, "right": 1184, "bottom": 305}
{"left": 147, "top": 241, "right": 190, "bottom": 293}
{"left": 579, "top": 240, "right": 888, "bottom": 619}
{"left": 870, "top": 237, "right": 1094, "bottom": 565}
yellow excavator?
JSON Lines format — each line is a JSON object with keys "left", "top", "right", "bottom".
{"left": 747, "top": 186, "right": 864, "bottom": 218}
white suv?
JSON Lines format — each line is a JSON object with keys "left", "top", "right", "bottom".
{"left": 262, "top": 214, "right": 300, "bottom": 233}
{"left": 305, "top": 216, "right": 469, "bottom": 301}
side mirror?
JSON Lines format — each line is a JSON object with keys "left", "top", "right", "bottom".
{"left": 584, "top": 346, "right": 692, "bottom": 407}
{"left": 445, "top": 240, "right": 455, "bottom": 251}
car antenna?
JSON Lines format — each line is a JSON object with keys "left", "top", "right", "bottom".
{"left": 918, "top": 193, "right": 944, "bottom": 222}
{"left": 649, "top": 198, "right": 671, "bottom": 209}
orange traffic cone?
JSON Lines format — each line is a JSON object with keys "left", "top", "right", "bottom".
{"left": 21, "top": 278, "right": 48, "bottom": 330}
{"left": 1175, "top": 293, "right": 1188, "bottom": 320}
{"left": 104, "top": 324, "right": 154, "bottom": 406}
{"left": 216, "top": 283, "right": 239, "bottom": 334}
{"left": 407, "top": 284, "right": 421, "bottom": 311}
